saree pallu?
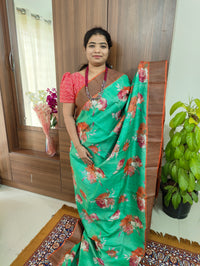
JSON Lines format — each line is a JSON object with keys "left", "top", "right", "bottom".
{"left": 59, "top": 61, "right": 167, "bottom": 266}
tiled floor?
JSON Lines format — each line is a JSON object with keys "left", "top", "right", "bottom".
{"left": 0, "top": 184, "right": 199, "bottom": 266}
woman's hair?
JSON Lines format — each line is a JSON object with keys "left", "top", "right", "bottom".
{"left": 79, "top": 27, "right": 112, "bottom": 71}
{"left": 83, "top": 27, "right": 112, "bottom": 49}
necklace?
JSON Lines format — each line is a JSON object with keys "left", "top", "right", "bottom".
{"left": 85, "top": 65, "right": 108, "bottom": 100}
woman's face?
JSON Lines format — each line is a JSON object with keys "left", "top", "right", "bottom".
{"left": 85, "top": 34, "right": 109, "bottom": 67}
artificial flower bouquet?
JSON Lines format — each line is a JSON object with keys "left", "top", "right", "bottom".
{"left": 26, "top": 88, "right": 58, "bottom": 156}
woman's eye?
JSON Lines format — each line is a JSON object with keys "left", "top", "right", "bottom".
{"left": 88, "top": 44, "right": 95, "bottom": 48}
{"left": 101, "top": 45, "right": 107, "bottom": 49}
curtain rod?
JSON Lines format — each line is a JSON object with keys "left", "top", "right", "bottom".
{"left": 16, "top": 7, "right": 52, "bottom": 24}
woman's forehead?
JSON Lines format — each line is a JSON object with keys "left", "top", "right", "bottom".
{"left": 88, "top": 34, "right": 107, "bottom": 44}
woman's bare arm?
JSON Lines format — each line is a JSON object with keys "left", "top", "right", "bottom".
{"left": 63, "top": 103, "right": 93, "bottom": 165}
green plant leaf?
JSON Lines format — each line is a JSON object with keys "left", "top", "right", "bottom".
{"left": 179, "top": 157, "right": 189, "bottom": 171}
{"left": 169, "top": 112, "right": 186, "bottom": 129}
{"left": 169, "top": 128, "right": 175, "bottom": 138}
{"left": 186, "top": 132, "right": 197, "bottom": 151}
{"left": 172, "top": 191, "right": 181, "bottom": 209}
{"left": 162, "top": 163, "right": 170, "bottom": 176}
{"left": 194, "top": 98, "right": 200, "bottom": 109}
{"left": 180, "top": 129, "right": 187, "bottom": 144}
{"left": 171, "top": 132, "right": 182, "bottom": 148}
{"left": 194, "top": 180, "right": 200, "bottom": 191}
{"left": 165, "top": 141, "right": 175, "bottom": 161}
{"left": 170, "top": 101, "right": 186, "bottom": 116}
{"left": 163, "top": 185, "right": 175, "bottom": 191}
{"left": 164, "top": 191, "right": 172, "bottom": 207}
{"left": 194, "top": 126, "right": 200, "bottom": 149}
{"left": 171, "top": 164, "right": 178, "bottom": 182}
{"left": 189, "top": 117, "right": 198, "bottom": 125}
{"left": 174, "top": 145, "right": 184, "bottom": 159}
{"left": 190, "top": 158, "right": 200, "bottom": 180}
{"left": 184, "top": 148, "right": 196, "bottom": 161}
{"left": 184, "top": 119, "right": 195, "bottom": 132}
{"left": 191, "top": 191, "right": 198, "bottom": 203}
{"left": 196, "top": 109, "right": 200, "bottom": 119}
{"left": 182, "top": 193, "right": 193, "bottom": 205}
{"left": 188, "top": 172, "right": 196, "bottom": 192}
{"left": 178, "top": 168, "right": 189, "bottom": 191}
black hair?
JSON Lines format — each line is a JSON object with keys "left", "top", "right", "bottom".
{"left": 83, "top": 27, "right": 112, "bottom": 49}
{"left": 79, "top": 27, "right": 112, "bottom": 71}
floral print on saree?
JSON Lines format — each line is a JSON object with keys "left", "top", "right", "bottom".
{"left": 62, "top": 63, "right": 149, "bottom": 266}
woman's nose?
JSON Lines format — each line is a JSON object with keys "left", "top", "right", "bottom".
{"left": 94, "top": 46, "right": 100, "bottom": 52}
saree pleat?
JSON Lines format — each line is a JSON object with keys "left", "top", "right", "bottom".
{"left": 57, "top": 61, "right": 167, "bottom": 266}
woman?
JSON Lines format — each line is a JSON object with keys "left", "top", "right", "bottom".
{"left": 60, "top": 27, "right": 148, "bottom": 265}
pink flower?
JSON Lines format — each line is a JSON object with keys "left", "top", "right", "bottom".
{"left": 96, "top": 98, "right": 107, "bottom": 111}
{"left": 96, "top": 258, "right": 105, "bottom": 265}
{"left": 109, "top": 210, "right": 120, "bottom": 220}
{"left": 90, "top": 213, "right": 99, "bottom": 221}
{"left": 81, "top": 240, "right": 89, "bottom": 251}
{"left": 137, "top": 198, "right": 145, "bottom": 212}
{"left": 75, "top": 194, "right": 83, "bottom": 204}
{"left": 133, "top": 216, "right": 143, "bottom": 229}
{"left": 137, "top": 135, "right": 146, "bottom": 148}
{"left": 138, "top": 68, "right": 147, "bottom": 83}
{"left": 117, "top": 87, "right": 130, "bottom": 101}
{"left": 117, "top": 159, "right": 125, "bottom": 170}
{"left": 137, "top": 93, "right": 144, "bottom": 104}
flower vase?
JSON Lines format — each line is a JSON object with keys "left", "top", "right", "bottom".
{"left": 45, "top": 135, "right": 56, "bottom": 157}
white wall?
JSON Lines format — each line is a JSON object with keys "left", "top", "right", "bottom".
{"left": 164, "top": 0, "right": 200, "bottom": 146}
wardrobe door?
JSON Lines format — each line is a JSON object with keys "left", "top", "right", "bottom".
{"left": 53, "top": 0, "right": 108, "bottom": 199}
{"left": 108, "top": 0, "right": 177, "bottom": 78}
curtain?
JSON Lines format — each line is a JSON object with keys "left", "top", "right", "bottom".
{"left": 15, "top": 7, "right": 56, "bottom": 126}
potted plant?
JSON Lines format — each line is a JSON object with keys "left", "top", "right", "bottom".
{"left": 161, "top": 98, "right": 200, "bottom": 219}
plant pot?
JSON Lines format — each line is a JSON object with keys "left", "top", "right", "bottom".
{"left": 161, "top": 191, "right": 191, "bottom": 219}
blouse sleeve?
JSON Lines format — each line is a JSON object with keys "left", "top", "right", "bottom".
{"left": 60, "top": 72, "right": 75, "bottom": 103}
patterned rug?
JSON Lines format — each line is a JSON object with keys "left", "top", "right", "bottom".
{"left": 11, "top": 205, "right": 200, "bottom": 266}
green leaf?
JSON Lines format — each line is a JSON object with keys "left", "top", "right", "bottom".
{"left": 194, "top": 180, "right": 200, "bottom": 191}
{"left": 194, "top": 98, "right": 200, "bottom": 109}
{"left": 165, "top": 141, "right": 175, "bottom": 161}
{"left": 163, "top": 185, "right": 175, "bottom": 191}
{"left": 172, "top": 191, "right": 181, "bottom": 209}
{"left": 191, "top": 191, "right": 198, "bottom": 203}
{"left": 174, "top": 145, "right": 185, "bottom": 159}
{"left": 194, "top": 126, "right": 200, "bottom": 149}
{"left": 178, "top": 168, "right": 189, "bottom": 191}
{"left": 188, "top": 172, "right": 196, "bottom": 192}
{"left": 189, "top": 117, "right": 198, "bottom": 125}
{"left": 179, "top": 157, "right": 189, "bottom": 171}
{"left": 162, "top": 163, "right": 170, "bottom": 176}
{"left": 182, "top": 193, "right": 193, "bottom": 205}
{"left": 186, "top": 132, "right": 197, "bottom": 151}
{"left": 171, "top": 164, "right": 178, "bottom": 182}
{"left": 196, "top": 109, "right": 200, "bottom": 119}
{"left": 184, "top": 119, "right": 195, "bottom": 132}
{"left": 169, "top": 128, "right": 175, "bottom": 138}
{"left": 190, "top": 158, "right": 200, "bottom": 180}
{"left": 164, "top": 191, "right": 172, "bottom": 207}
{"left": 170, "top": 101, "right": 186, "bottom": 116}
{"left": 169, "top": 112, "right": 186, "bottom": 129}
{"left": 184, "top": 148, "right": 196, "bottom": 161}
{"left": 171, "top": 132, "right": 182, "bottom": 148}
{"left": 180, "top": 129, "right": 187, "bottom": 144}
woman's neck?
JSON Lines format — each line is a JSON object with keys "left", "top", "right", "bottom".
{"left": 88, "top": 63, "right": 106, "bottom": 75}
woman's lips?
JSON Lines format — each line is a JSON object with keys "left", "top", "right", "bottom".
{"left": 93, "top": 55, "right": 101, "bottom": 58}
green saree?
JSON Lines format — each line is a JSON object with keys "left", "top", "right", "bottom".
{"left": 57, "top": 61, "right": 167, "bottom": 266}
{"left": 63, "top": 62, "right": 150, "bottom": 266}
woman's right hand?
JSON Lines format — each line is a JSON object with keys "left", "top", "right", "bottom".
{"left": 76, "top": 145, "right": 93, "bottom": 165}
